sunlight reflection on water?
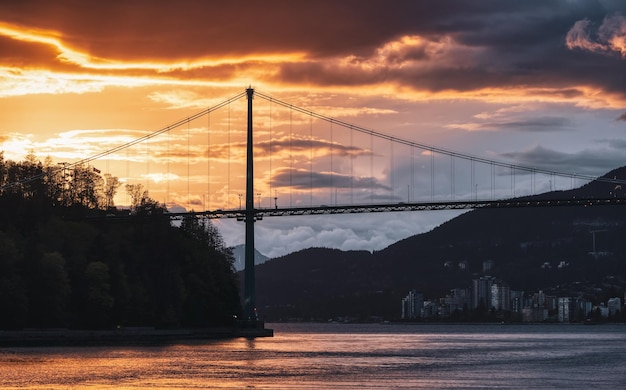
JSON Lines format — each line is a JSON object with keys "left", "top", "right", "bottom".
{"left": 1, "top": 323, "right": 625, "bottom": 389}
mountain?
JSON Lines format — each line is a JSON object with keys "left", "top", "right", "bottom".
{"left": 231, "top": 244, "right": 270, "bottom": 271}
{"left": 247, "top": 166, "right": 626, "bottom": 322}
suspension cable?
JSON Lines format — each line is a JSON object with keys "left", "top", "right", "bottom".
{"left": 1, "top": 91, "right": 247, "bottom": 191}
{"left": 255, "top": 91, "right": 626, "bottom": 186}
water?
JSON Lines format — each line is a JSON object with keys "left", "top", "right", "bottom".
{"left": 1, "top": 323, "right": 625, "bottom": 389}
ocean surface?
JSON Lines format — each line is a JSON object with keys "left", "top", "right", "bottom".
{"left": 1, "top": 322, "right": 625, "bottom": 389}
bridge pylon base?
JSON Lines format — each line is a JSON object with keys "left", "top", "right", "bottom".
{"left": 235, "top": 319, "right": 273, "bottom": 338}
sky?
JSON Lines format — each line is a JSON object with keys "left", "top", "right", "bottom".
{"left": 1, "top": 0, "right": 626, "bottom": 258}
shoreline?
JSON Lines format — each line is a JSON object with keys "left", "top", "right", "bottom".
{"left": 0, "top": 326, "right": 273, "bottom": 347}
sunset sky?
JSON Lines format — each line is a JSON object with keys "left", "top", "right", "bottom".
{"left": 1, "top": 1, "right": 626, "bottom": 257}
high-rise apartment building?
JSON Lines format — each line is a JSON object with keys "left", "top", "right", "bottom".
{"left": 472, "top": 276, "right": 495, "bottom": 309}
{"left": 558, "top": 297, "right": 574, "bottom": 322}
{"left": 491, "top": 280, "right": 511, "bottom": 311}
{"left": 401, "top": 289, "right": 424, "bottom": 320}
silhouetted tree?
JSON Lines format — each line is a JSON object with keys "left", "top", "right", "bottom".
{"left": 69, "top": 164, "right": 103, "bottom": 208}
{"left": 125, "top": 183, "right": 146, "bottom": 212}
{"left": 0, "top": 231, "right": 28, "bottom": 329}
{"left": 30, "top": 252, "right": 71, "bottom": 327}
{"left": 83, "top": 261, "right": 114, "bottom": 328}
{"left": 103, "top": 173, "right": 121, "bottom": 209}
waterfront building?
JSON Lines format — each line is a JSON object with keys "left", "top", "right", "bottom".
{"left": 570, "top": 298, "right": 593, "bottom": 320}
{"left": 598, "top": 304, "right": 609, "bottom": 318}
{"left": 438, "top": 297, "right": 451, "bottom": 318}
{"left": 401, "top": 289, "right": 424, "bottom": 320}
{"left": 546, "top": 295, "right": 558, "bottom": 312}
{"left": 535, "top": 290, "right": 546, "bottom": 307}
{"left": 511, "top": 290, "right": 524, "bottom": 313}
{"left": 558, "top": 297, "right": 575, "bottom": 322}
{"left": 448, "top": 288, "right": 469, "bottom": 313}
{"left": 491, "top": 280, "right": 511, "bottom": 311}
{"left": 472, "top": 276, "right": 495, "bottom": 309}
{"left": 608, "top": 297, "right": 622, "bottom": 317}
{"left": 422, "top": 300, "right": 438, "bottom": 319}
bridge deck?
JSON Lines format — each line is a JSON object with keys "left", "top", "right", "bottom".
{"left": 158, "top": 197, "right": 626, "bottom": 219}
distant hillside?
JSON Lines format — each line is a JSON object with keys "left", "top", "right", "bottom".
{"left": 231, "top": 245, "right": 269, "bottom": 271}
{"left": 247, "top": 166, "right": 626, "bottom": 321}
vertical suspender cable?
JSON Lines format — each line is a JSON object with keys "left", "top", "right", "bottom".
{"left": 210, "top": 112, "right": 211, "bottom": 211}
{"left": 146, "top": 128, "right": 149, "bottom": 194}
{"left": 269, "top": 100, "right": 272, "bottom": 209}
{"left": 449, "top": 155, "right": 452, "bottom": 201}
{"left": 431, "top": 149, "right": 434, "bottom": 202}
{"left": 491, "top": 161, "right": 495, "bottom": 201}
{"left": 310, "top": 115, "right": 313, "bottom": 206}
{"left": 289, "top": 109, "right": 293, "bottom": 207}
{"left": 510, "top": 165, "right": 514, "bottom": 197}
{"left": 469, "top": 158, "right": 472, "bottom": 200}
{"left": 389, "top": 138, "right": 395, "bottom": 202}
{"left": 410, "top": 146, "right": 414, "bottom": 203}
{"left": 513, "top": 167, "right": 516, "bottom": 197}
{"left": 187, "top": 119, "right": 190, "bottom": 207}
{"left": 330, "top": 120, "right": 334, "bottom": 205}
{"left": 228, "top": 102, "right": 231, "bottom": 208}
{"left": 166, "top": 127, "right": 170, "bottom": 207}
{"left": 126, "top": 139, "right": 130, "bottom": 206}
{"left": 350, "top": 126, "right": 354, "bottom": 205}
{"left": 370, "top": 132, "right": 374, "bottom": 203}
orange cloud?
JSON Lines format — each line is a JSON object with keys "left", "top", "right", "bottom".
{"left": 566, "top": 14, "right": 626, "bottom": 58}
{"left": 2, "top": 11, "right": 625, "bottom": 115}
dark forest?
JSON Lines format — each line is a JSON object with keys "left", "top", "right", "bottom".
{"left": 0, "top": 152, "right": 241, "bottom": 330}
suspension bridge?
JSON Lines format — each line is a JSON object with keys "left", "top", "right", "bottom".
{"left": 3, "top": 87, "right": 626, "bottom": 325}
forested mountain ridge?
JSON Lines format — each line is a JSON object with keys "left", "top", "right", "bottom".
{"left": 0, "top": 152, "right": 241, "bottom": 330}
{"left": 251, "top": 167, "right": 626, "bottom": 321}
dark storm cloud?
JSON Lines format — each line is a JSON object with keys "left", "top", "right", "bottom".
{"left": 0, "top": 36, "right": 59, "bottom": 68}
{"left": 502, "top": 117, "right": 573, "bottom": 132}
{"left": 455, "top": 116, "right": 573, "bottom": 132}
{"left": 270, "top": 168, "right": 389, "bottom": 191}
{"left": 269, "top": 1, "right": 626, "bottom": 97}
{"left": 0, "top": 0, "right": 425, "bottom": 59}
{"left": 499, "top": 144, "right": 626, "bottom": 175}
{"left": 2, "top": 1, "right": 626, "bottom": 99}
{"left": 255, "top": 137, "right": 371, "bottom": 158}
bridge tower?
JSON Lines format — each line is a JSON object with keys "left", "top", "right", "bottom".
{"left": 243, "top": 87, "right": 259, "bottom": 325}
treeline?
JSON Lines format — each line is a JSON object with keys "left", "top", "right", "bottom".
{"left": 0, "top": 152, "right": 241, "bottom": 330}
